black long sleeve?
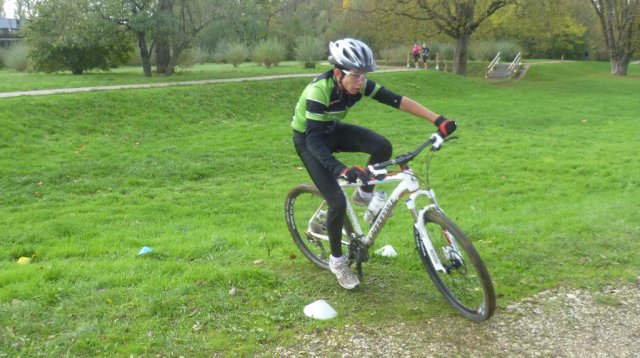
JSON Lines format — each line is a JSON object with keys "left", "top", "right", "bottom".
{"left": 304, "top": 120, "right": 347, "bottom": 177}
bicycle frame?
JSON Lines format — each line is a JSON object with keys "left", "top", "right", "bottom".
{"left": 288, "top": 133, "right": 496, "bottom": 321}
{"left": 339, "top": 167, "right": 449, "bottom": 273}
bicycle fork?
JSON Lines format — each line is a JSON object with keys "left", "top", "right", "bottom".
{"left": 407, "top": 189, "right": 451, "bottom": 273}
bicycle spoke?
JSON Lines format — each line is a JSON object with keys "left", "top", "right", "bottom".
{"left": 429, "top": 224, "right": 484, "bottom": 306}
{"left": 285, "top": 184, "right": 352, "bottom": 271}
{"left": 416, "top": 209, "right": 496, "bottom": 321}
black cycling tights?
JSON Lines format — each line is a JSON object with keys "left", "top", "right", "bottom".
{"left": 293, "top": 122, "right": 392, "bottom": 258}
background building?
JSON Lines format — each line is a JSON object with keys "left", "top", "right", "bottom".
{"left": 0, "top": 18, "right": 20, "bottom": 48}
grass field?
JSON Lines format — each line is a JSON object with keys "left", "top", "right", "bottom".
{"left": 1, "top": 61, "right": 639, "bottom": 356}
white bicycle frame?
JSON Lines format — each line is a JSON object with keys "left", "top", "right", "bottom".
{"left": 338, "top": 166, "right": 449, "bottom": 273}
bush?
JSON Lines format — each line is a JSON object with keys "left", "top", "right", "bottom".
{"left": 495, "top": 41, "right": 522, "bottom": 61}
{"left": 225, "top": 43, "right": 248, "bottom": 67}
{"left": 469, "top": 41, "right": 496, "bottom": 61}
{"left": 431, "top": 42, "right": 455, "bottom": 61}
{"left": 212, "top": 41, "right": 229, "bottom": 64}
{"left": 252, "top": 39, "right": 286, "bottom": 68}
{"left": 379, "top": 44, "right": 410, "bottom": 66}
{"left": 22, "top": 1, "right": 133, "bottom": 74}
{"left": 470, "top": 40, "right": 522, "bottom": 61}
{"left": 294, "top": 36, "right": 324, "bottom": 69}
{"left": 0, "top": 45, "right": 29, "bottom": 72}
{"left": 191, "top": 47, "right": 211, "bottom": 65}
{"left": 176, "top": 49, "right": 195, "bottom": 70}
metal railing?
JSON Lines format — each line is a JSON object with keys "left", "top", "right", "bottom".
{"left": 486, "top": 52, "right": 501, "bottom": 78}
{"left": 507, "top": 52, "right": 522, "bottom": 78}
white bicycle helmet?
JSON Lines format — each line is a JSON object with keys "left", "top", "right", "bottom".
{"left": 328, "top": 38, "right": 377, "bottom": 72}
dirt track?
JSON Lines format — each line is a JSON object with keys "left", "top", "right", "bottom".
{"left": 271, "top": 283, "right": 640, "bottom": 357}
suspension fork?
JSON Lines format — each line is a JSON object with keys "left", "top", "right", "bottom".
{"left": 407, "top": 189, "right": 448, "bottom": 273}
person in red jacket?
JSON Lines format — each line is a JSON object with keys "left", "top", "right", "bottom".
{"left": 411, "top": 42, "right": 421, "bottom": 68}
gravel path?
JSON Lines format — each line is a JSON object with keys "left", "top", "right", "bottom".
{"left": 0, "top": 68, "right": 412, "bottom": 99}
{"left": 0, "top": 73, "right": 320, "bottom": 98}
{"left": 272, "top": 282, "right": 640, "bottom": 357}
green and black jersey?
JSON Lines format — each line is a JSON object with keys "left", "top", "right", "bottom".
{"left": 291, "top": 69, "right": 403, "bottom": 176}
{"left": 291, "top": 70, "right": 402, "bottom": 133}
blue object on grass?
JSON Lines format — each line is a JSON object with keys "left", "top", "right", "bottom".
{"left": 137, "top": 246, "right": 153, "bottom": 256}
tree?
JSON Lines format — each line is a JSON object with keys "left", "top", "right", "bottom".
{"left": 97, "top": 0, "right": 160, "bottom": 77}
{"left": 199, "top": 0, "right": 268, "bottom": 52}
{"left": 15, "top": 0, "right": 37, "bottom": 19}
{"left": 482, "top": 0, "right": 589, "bottom": 59}
{"left": 98, "top": 0, "right": 223, "bottom": 77}
{"left": 22, "top": 0, "right": 132, "bottom": 74}
{"left": 153, "top": 0, "right": 224, "bottom": 75}
{"left": 589, "top": 0, "right": 640, "bottom": 75}
{"left": 339, "top": 0, "right": 437, "bottom": 50}
{"left": 394, "top": 0, "right": 516, "bottom": 75}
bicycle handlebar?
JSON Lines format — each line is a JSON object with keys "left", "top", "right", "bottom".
{"left": 370, "top": 132, "right": 454, "bottom": 171}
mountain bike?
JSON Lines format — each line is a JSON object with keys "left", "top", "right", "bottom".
{"left": 284, "top": 132, "right": 496, "bottom": 321}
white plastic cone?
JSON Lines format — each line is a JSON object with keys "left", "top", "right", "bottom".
{"left": 137, "top": 246, "right": 153, "bottom": 256}
{"left": 375, "top": 244, "right": 397, "bottom": 257}
{"left": 303, "top": 299, "right": 337, "bottom": 320}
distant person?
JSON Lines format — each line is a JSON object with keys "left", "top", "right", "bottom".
{"left": 411, "top": 42, "right": 420, "bottom": 69}
{"left": 584, "top": 51, "right": 589, "bottom": 61}
{"left": 421, "top": 42, "right": 430, "bottom": 69}
{"left": 290, "top": 38, "right": 457, "bottom": 289}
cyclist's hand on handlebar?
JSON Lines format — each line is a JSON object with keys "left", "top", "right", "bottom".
{"left": 435, "top": 115, "right": 457, "bottom": 137}
{"left": 339, "top": 166, "right": 370, "bottom": 185}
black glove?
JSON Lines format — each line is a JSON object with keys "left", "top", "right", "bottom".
{"left": 434, "top": 115, "right": 457, "bottom": 137}
{"left": 339, "top": 166, "right": 370, "bottom": 185}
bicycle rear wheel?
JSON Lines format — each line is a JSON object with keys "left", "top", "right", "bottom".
{"left": 415, "top": 209, "right": 496, "bottom": 321}
{"left": 285, "top": 184, "right": 352, "bottom": 270}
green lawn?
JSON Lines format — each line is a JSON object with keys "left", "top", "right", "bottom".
{"left": 1, "top": 61, "right": 639, "bottom": 356}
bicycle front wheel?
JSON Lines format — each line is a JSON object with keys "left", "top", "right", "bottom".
{"left": 415, "top": 209, "right": 496, "bottom": 321}
{"left": 285, "top": 184, "right": 352, "bottom": 270}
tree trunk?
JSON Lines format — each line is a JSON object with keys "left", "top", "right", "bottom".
{"left": 611, "top": 55, "right": 632, "bottom": 76}
{"left": 156, "top": 41, "right": 170, "bottom": 74}
{"left": 590, "top": 0, "right": 639, "bottom": 77}
{"left": 165, "top": 46, "right": 179, "bottom": 76}
{"left": 156, "top": 0, "right": 173, "bottom": 75}
{"left": 394, "top": 0, "right": 512, "bottom": 76}
{"left": 166, "top": 42, "right": 190, "bottom": 76}
{"left": 453, "top": 34, "right": 470, "bottom": 76}
{"left": 137, "top": 32, "right": 152, "bottom": 77}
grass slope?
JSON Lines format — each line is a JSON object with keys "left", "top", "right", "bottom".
{"left": 1, "top": 61, "right": 639, "bottom": 356}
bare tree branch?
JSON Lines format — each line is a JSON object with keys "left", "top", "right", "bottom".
{"left": 394, "top": 0, "right": 515, "bottom": 74}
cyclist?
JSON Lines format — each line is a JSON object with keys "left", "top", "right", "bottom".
{"left": 291, "top": 38, "right": 457, "bottom": 289}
